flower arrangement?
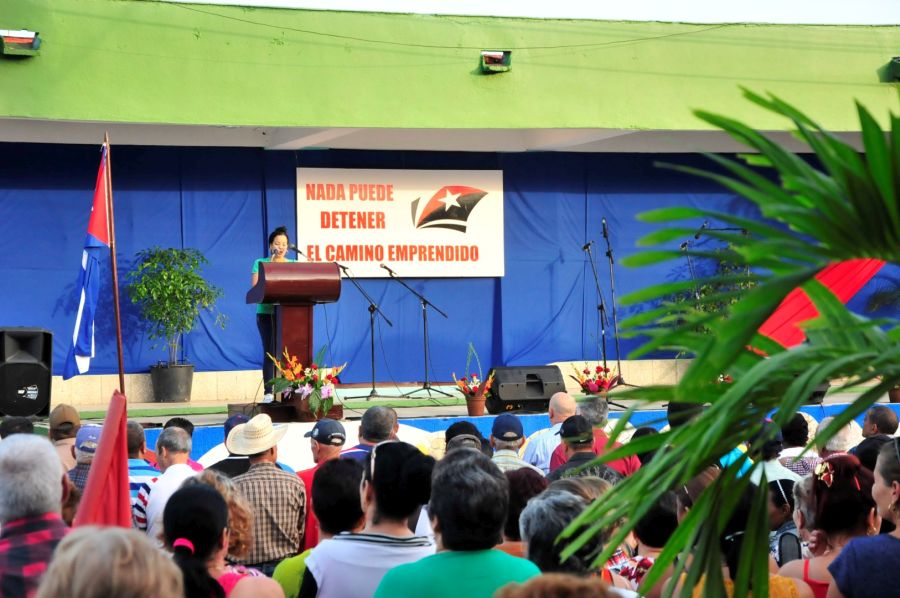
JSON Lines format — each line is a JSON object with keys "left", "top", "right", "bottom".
{"left": 452, "top": 343, "right": 494, "bottom": 399}
{"left": 570, "top": 363, "right": 620, "bottom": 394}
{"left": 453, "top": 371, "right": 495, "bottom": 398}
{"left": 267, "top": 346, "right": 346, "bottom": 418}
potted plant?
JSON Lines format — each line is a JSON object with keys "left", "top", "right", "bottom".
{"left": 267, "top": 346, "right": 346, "bottom": 421}
{"left": 452, "top": 343, "right": 494, "bottom": 416}
{"left": 126, "top": 247, "right": 225, "bottom": 402}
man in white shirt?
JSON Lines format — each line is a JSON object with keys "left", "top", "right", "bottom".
{"left": 522, "top": 392, "right": 577, "bottom": 474}
{"left": 133, "top": 426, "right": 196, "bottom": 541}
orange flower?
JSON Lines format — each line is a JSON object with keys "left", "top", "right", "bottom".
{"left": 284, "top": 370, "right": 296, "bottom": 381}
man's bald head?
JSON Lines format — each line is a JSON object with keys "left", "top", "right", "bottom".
{"left": 548, "top": 392, "right": 577, "bottom": 425}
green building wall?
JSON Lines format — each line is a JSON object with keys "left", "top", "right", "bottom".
{"left": 2, "top": 0, "right": 898, "bottom": 130}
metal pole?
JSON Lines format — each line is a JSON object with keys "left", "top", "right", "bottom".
{"left": 104, "top": 133, "right": 126, "bottom": 394}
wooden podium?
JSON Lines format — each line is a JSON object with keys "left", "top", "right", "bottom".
{"left": 246, "top": 261, "right": 341, "bottom": 394}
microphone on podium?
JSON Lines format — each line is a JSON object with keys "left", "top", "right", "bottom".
{"left": 582, "top": 241, "right": 593, "bottom": 252}
{"left": 380, "top": 263, "right": 397, "bottom": 276}
{"left": 288, "top": 244, "right": 307, "bottom": 258}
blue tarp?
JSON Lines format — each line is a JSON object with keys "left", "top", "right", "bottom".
{"left": 1, "top": 144, "right": 895, "bottom": 384}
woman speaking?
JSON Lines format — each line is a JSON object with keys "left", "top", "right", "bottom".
{"left": 251, "top": 226, "right": 292, "bottom": 403}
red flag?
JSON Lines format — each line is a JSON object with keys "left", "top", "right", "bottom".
{"left": 74, "top": 391, "right": 131, "bottom": 527}
{"left": 758, "top": 258, "right": 886, "bottom": 348}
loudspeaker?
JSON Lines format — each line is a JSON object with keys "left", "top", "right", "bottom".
{"left": 0, "top": 328, "right": 52, "bottom": 417}
{"left": 486, "top": 365, "right": 566, "bottom": 414}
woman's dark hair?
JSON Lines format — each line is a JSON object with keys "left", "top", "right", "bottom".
{"left": 365, "top": 441, "right": 435, "bottom": 522}
{"left": 720, "top": 486, "right": 756, "bottom": 581}
{"left": 313, "top": 459, "right": 365, "bottom": 535}
{"left": 504, "top": 468, "right": 549, "bottom": 541}
{"left": 769, "top": 479, "right": 795, "bottom": 511}
{"left": 781, "top": 413, "right": 809, "bottom": 448}
{"left": 633, "top": 491, "right": 678, "bottom": 549}
{"left": 811, "top": 454, "right": 875, "bottom": 536}
{"left": 163, "top": 485, "right": 228, "bottom": 598}
{"left": 268, "top": 226, "right": 289, "bottom": 246}
{"left": 877, "top": 438, "right": 900, "bottom": 486}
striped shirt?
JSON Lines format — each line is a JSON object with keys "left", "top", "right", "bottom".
{"left": 128, "top": 458, "right": 158, "bottom": 503}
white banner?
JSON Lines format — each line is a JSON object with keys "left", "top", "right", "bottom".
{"left": 296, "top": 168, "right": 504, "bottom": 278}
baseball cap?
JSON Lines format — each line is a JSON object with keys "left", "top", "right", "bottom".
{"left": 75, "top": 425, "right": 102, "bottom": 454}
{"left": 557, "top": 415, "right": 592, "bottom": 443}
{"left": 49, "top": 404, "right": 80, "bottom": 430}
{"left": 223, "top": 414, "right": 250, "bottom": 440}
{"left": 492, "top": 413, "right": 524, "bottom": 441}
{"left": 304, "top": 418, "right": 346, "bottom": 446}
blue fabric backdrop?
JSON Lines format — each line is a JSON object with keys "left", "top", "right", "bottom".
{"left": 0, "top": 144, "right": 894, "bottom": 384}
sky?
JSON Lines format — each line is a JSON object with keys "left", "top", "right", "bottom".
{"left": 166, "top": 0, "right": 899, "bottom": 25}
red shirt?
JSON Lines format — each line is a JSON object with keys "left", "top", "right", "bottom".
{"left": 0, "top": 513, "right": 69, "bottom": 598}
{"left": 548, "top": 429, "right": 641, "bottom": 477}
{"left": 298, "top": 463, "right": 322, "bottom": 551}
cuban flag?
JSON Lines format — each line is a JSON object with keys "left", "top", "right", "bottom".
{"left": 63, "top": 145, "right": 110, "bottom": 379}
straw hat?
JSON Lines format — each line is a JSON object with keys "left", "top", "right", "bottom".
{"left": 226, "top": 414, "right": 288, "bottom": 456}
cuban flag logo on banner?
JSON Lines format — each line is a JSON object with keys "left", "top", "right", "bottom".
{"left": 63, "top": 145, "right": 110, "bottom": 379}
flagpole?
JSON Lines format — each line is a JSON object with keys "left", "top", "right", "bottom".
{"left": 104, "top": 132, "right": 126, "bottom": 394}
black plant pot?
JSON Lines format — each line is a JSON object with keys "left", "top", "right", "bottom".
{"left": 150, "top": 363, "right": 194, "bottom": 403}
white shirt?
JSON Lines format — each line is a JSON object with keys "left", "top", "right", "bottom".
{"left": 306, "top": 532, "right": 435, "bottom": 598}
{"left": 521, "top": 423, "right": 562, "bottom": 475}
{"left": 140, "top": 463, "right": 196, "bottom": 543}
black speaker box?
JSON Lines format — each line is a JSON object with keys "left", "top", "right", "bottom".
{"left": 0, "top": 328, "right": 52, "bottom": 417}
{"left": 486, "top": 365, "right": 566, "bottom": 414}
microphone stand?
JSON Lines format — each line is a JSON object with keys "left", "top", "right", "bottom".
{"left": 382, "top": 266, "right": 453, "bottom": 398}
{"left": 334, "top": 261, "right": 394, "bottom": 401}
{"left": 680, "top": 240, "right": 702, "bottom": 308}
{"left": 583, "top": 242, "right": 609, "bottom": 370}
{"left": 601, "top": 221, "right": 633, "bottom": 388}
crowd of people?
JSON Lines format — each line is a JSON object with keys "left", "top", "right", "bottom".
{"left": 0, "top": 395, "right": 898, "bottom": 598}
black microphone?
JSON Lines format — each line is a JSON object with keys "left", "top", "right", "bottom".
{"left": 380, "top": 263, "right": 396, "bottom": 276}
{"left": 602, "top": 218, "right": 609, "bottom": 239}
{"left": 680, "top": 241, "right": 689, "bottom": 251}
{"left": 694, "top": 221, "right": 709, "bottom": 240}
{"left": 288, "top": 244, "right": 306, "bottom": 257}
{"left": 582, "top": 241, "right": 593, "bottom": 251}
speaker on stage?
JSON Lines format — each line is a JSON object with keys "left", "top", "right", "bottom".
{"left": 486, "top": 365, "right": 566, "bottom": 414}
{"left": 0, "top": 328, "right": 52, "bottom": 418}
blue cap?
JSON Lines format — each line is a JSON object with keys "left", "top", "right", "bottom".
{"left": 224, "top": 414, "right": 250, "bottom": 440}
{"left": 492, "top": 413, "right": 524, "bottom": 441}
{"left": 75, "top": 425, "right": 102, "bottom": 454}
{"left": 304, "top": 418, "right": 346, "bottom": 446}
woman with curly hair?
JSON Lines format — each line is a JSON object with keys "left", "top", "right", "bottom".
{"left": 778, "top": 455, "right": 879, "bottom": 598}
{"left": 183, "top": 469, "right": 254, "bottom": 562}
